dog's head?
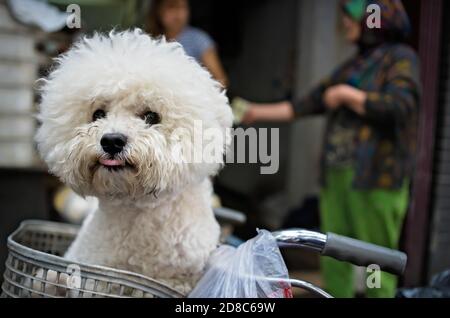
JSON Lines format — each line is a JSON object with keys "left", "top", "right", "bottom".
{"left": 36, "top": 30, "right": 232, "bottom": 200}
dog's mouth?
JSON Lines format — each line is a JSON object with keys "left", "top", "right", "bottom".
{"left": 98, "top": 157, "right": 134, "bottom": 171}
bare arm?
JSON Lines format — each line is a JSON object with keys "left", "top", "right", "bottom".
{"left": 201, "top": 47, "right": 228, "bottom": 88}
{"left": 240, "top": 85, "right": 366, "bottom": 125}
{"left": 241, "top": 101, "right": 294, "bottom": 124}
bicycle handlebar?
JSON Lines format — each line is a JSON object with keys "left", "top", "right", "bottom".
{"left": 272, "top": 229, "right": 407, "bottom": 276}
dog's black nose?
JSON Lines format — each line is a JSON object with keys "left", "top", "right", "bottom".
{"left": 101, "top": 133, "right": 127, "bottom": 155}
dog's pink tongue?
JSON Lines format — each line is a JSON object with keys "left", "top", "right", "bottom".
{"left": 99, "top": 158, "right": 125, "bottom": 167}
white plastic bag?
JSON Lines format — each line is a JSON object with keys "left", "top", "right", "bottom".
{"left": 189, "top": 229, "right": 292, "bottom": 298}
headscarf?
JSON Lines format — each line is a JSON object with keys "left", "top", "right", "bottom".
{"left": 340, "top": 0, "right": 411, "bottom": 51}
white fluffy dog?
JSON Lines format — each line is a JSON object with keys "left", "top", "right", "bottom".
{"left": 36, "top": 30, "right": 233, "bottom": 294}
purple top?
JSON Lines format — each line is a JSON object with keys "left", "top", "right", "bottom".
{"left": 176, "top": 26, "right": 215, "bottom": 63}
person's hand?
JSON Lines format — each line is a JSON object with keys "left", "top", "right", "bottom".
{"left": 323, "top": 84, "right": 367, "bottom": 115}
{"left": 323, "top": 84, "right": 347, "bottom": 110}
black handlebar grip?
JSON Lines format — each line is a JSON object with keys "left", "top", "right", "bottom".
{"left": 322, "top": 233, "right": 407, "bottom": 275}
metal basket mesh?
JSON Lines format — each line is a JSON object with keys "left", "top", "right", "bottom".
{"left": 1, "top": 220, "right": 183, "bottom": 298}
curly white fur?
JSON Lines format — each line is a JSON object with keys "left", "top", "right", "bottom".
{"left": 35, "top": 29, "right": 233, "bottom": 294}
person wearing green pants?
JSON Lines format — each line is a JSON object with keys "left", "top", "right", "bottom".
{"left": 320, "top": 167, "right": 409, "bottom": 297}
{"left": 238, "top": 0, "right": 420, "bottom": 297}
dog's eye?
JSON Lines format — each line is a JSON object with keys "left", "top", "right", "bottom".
{"left": 92, "top": 109, "right": 106, "bottom": 122}
{"left": 141, "top": 111, "right": 160, "bottom": 126}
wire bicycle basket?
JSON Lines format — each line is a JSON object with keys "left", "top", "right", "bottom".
{"left": 1, "top": 220, "right": 183, "bottom": 298}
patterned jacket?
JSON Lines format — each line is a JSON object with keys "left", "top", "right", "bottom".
{"left": 292, "top": 43, "right": 421, "bottom": 189}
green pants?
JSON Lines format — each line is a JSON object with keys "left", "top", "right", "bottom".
{"left": 320, "top": 167, "right": 409, "bottom": 298}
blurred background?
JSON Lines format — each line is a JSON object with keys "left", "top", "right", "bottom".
{"left": 0, "top": 0, "right": 448, "bottom": 296}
